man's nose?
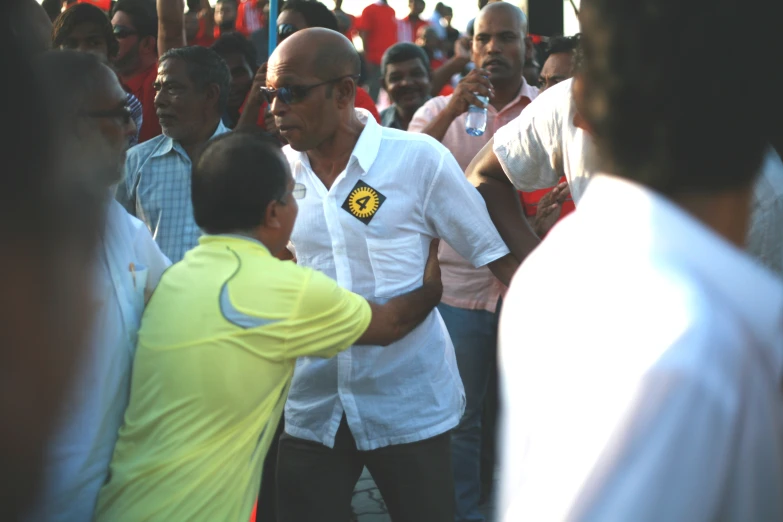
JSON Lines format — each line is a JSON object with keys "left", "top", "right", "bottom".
{"left": 270, "top": 95, "right": 287, "bottom": 116}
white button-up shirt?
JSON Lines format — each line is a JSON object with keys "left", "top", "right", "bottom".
{"left": 29, "top": 200, "right": 170, "bottom": 522}
{"left": 498, "top": 174, "right": 783, "bottom": 521}
{"left": 284, "top": 109, "right": 510, "bottom": 450}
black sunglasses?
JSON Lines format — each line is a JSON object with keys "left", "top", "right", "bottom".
{"left": 112, "top": 25, "right": 139, "bottom": 39}
{"left": 277, "top": 23, "right": 297, "bottom": 40}
{"left": 260, "top": 75, "right": 360, "bottom": 105}
{"left": 79, "top": 106, "right": 133, "bottom": 125}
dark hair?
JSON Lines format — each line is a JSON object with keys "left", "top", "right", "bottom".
{"left": 281, "top": 0, "right": 338, "bottom": 31}
{"left": 215, "top": 0, "right": 237, "bottom": 6}
{"left": 111, "top": 0, "right": 157, "bottom": 39}
{"left": 211, "top": 31, "right": 258, "bottom": 68}
{"left": 192, "top": 133, "right": 290, "bottom": 234}
{"left": 186, "top": 0, "right": 201, "bottom": 12}
{"left": 52, "top": 3, "right": 119, "bottom": 58}
{"left": 546, "top": 34, "right": 580, "bottom": 57}
{"left": 579, "top": 0, "right": 779, "bottom": 195}
{"left": 160, "top": 46, "right": 231, "bottom": 113}
{"left": 381, "top": 42, "right": 430, "bottom": 78}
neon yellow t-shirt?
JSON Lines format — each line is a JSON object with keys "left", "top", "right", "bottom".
{"left": 95, "top": 235, "right": 371, "bottom": 521}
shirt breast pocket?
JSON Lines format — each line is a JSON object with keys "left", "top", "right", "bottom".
{"left": 129, "top": 263, "right": 149, "bottom": 318}
{"left": 366, "top": 235, "right": 424, "bottom": 298}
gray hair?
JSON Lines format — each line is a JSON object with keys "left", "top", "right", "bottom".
{"left": 160, "top": 46, "right": 231, "bottom": 114}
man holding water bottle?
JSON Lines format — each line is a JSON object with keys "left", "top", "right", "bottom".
{"left": 408, "top": 3, "right": 538, "bottom": 521}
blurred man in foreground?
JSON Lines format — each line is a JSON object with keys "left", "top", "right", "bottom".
{"left": 25, "top": 50, "right": 170, "bottom": 522}
{"left": 496, "top": 0, "right": 783, "bottom": 519}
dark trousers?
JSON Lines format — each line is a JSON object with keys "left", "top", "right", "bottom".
{"left": 277, "top": 416, "right": 455, "bottom": 522}
{"left": 254, "top": 416, "right": 284, "bottom": 522}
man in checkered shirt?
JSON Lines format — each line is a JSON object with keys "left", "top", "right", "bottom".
{"left": 117, "top": 46, "right": 230, "bottom": 261}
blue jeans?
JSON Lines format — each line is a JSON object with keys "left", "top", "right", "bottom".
{"left": 438, "top": 302, "right": 500, "bottom": 522}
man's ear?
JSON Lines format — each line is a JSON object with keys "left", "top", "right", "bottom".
{"left": 206, "top": 83, "right": 221, "bottom": 111}
{"left": 571, "top": 74, "right": 595, "bottom": 136}
{"left": 264, "top": 200, "right": 281, "bottom": 229}
{"left": 336, "top": 77, "right": 357, "bottom": 108}
{"left": 140, "top": 35, "right": 156, "bottom": 55}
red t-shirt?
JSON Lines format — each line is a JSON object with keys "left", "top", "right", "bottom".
{"left": 191, "top": 17, "right": 222, "bottom": 47}
{"left": 519, "top": 176, "right": 576, "bottom": 237}
{"left": 355, "top": 2, "right": 398, "bottom": 65}
{"left": 236, "top": 0, "right": 264, "bottom": 36}
{"left": 123, "top": 63, "right": 161, "bottom": 143}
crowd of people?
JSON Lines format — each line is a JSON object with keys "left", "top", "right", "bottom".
{"left": 2, "top": 0, "right": 782, "bottom": 521}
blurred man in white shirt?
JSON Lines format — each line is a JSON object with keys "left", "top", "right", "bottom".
{"left": 494, "top": 0, "right": 783, "bottom": 520}
{"left": 27, "top": 51, "right": 170, "bottom": 522}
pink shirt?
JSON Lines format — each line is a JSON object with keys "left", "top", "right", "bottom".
{"left": 409, "top": 80, "right": 539, "bottom": 312}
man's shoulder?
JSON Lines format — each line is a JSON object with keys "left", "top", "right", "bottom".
{"left": 126, "top": 134, "right": 171, "bottom": 164}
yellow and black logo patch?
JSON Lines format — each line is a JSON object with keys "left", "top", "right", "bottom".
{"left": 341, "top": 180, "right": 386, "bottom": 225}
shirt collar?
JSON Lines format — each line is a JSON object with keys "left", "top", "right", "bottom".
{"left": 200, "top": 233, "right": 271, "bottom": 254}
{"left": 293, "top": 108, "right": 382, "bottom": 177}
{"left": 489, "top": 78, "right": 539, "bottom": 115}
{"left": 582, "top": 174, "right": 783, "bottom": 378}
{"left": 150, "top": 120, "right": 230, "bottom": 159}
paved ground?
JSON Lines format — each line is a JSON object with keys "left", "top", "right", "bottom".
{"left": 352, "top": 468, "right": 496, "bottom": 522}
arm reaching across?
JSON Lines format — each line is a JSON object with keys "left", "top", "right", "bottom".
{"left": 466, "top": 138, "right": 540, "bottom": 262}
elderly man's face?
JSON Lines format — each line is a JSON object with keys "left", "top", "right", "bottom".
{"left": 266, "top": 52, "right": 343, "bottom": 152}
{"left": 76, "top": 65, "right": 137, "bottom": 185}
{"left": 154, "top": 58, "right": 215, "bottom": 143}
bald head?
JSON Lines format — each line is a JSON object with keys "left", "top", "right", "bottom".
{"left": 271, "top": 28, "right": 360, "bottom": 81}
{"left": 477, "top": 1, "right": 528, "bottom": 35}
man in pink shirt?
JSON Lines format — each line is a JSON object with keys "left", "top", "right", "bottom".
{"left": 408, "top": 3, "right": 537, "bottom": 521}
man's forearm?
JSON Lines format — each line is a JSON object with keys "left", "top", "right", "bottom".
{"left": 359, "top": 281, "right": 442, "bottom": 346}
{"left": 158, "top": 0, "right": 186, "bottom": 56}
{"left": 477, "top": 177, "right": 540, "bottom": 262}
{"left": 236, "top": 98, "right": 264, "bottom": 131}
{"left": 487, "top": 253, "right": 519, "bottom": 287}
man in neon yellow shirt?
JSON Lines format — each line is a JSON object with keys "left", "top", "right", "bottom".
{"left": 95, "top": 133, "right": 443, "bottom": 522}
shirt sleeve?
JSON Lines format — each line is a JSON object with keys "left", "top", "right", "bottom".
{"left": 492, "top": 87, "right": 563, "bottom": 192}
{"left": 354, "top": 6, "right": 371, "bottom": 32}
{"left": 283, "top": 269, "right": 371, "bottom": 359}
{"left": 424, "top": 147, "right": 510, "bottom": 268}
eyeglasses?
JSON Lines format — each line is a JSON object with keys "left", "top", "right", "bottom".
{"left": 79, "top": 106, "right": 133, "bottom": 126}
{"left": 277, "top": 23, "right": 297, "bottom": 40}
{"left": 260, "top": 75, "right": 360, "bottom": 106}
{"left": 112, "top": 25, "right": 139, "bottom": 39}
{"left": 279, "top": 183, "right": 306, "bottom": 203}
{"left": 292, "top": 183, "right": 306, "bottom": 200}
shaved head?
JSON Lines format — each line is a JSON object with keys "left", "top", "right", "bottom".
{"left": 477, "top": 1, "right": 528, "bottom": 35}
{"left": 271, "top": 27, "right": 360, "bottom": 81}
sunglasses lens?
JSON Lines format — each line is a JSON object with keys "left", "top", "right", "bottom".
{"left": 278, "top": 88, "right": 294, "bottom": 105}
{"left": 278, "top": 24, "right": 297, "bottom": 38}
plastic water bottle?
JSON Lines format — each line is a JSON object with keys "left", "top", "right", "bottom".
{"left": 465, "top": 95, "right": 489, "bottom": 136}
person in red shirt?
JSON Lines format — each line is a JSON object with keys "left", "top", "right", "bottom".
{"left": 110, "top": 0, "right": 186, "bottom": 143}
{"left": 332, "top": 0, "right": 355, "bottom": 40}
{"left": 355, "top": 0, "right": 397, "bottom": 101}
{"left": 236, "top": 0, "right": 266, "bottom": 37}
{"left": 397, "top": 0, "right": 429, "bottom": 43}
{"left": 189, "top": 0, "right": 238, "bottom": 47}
